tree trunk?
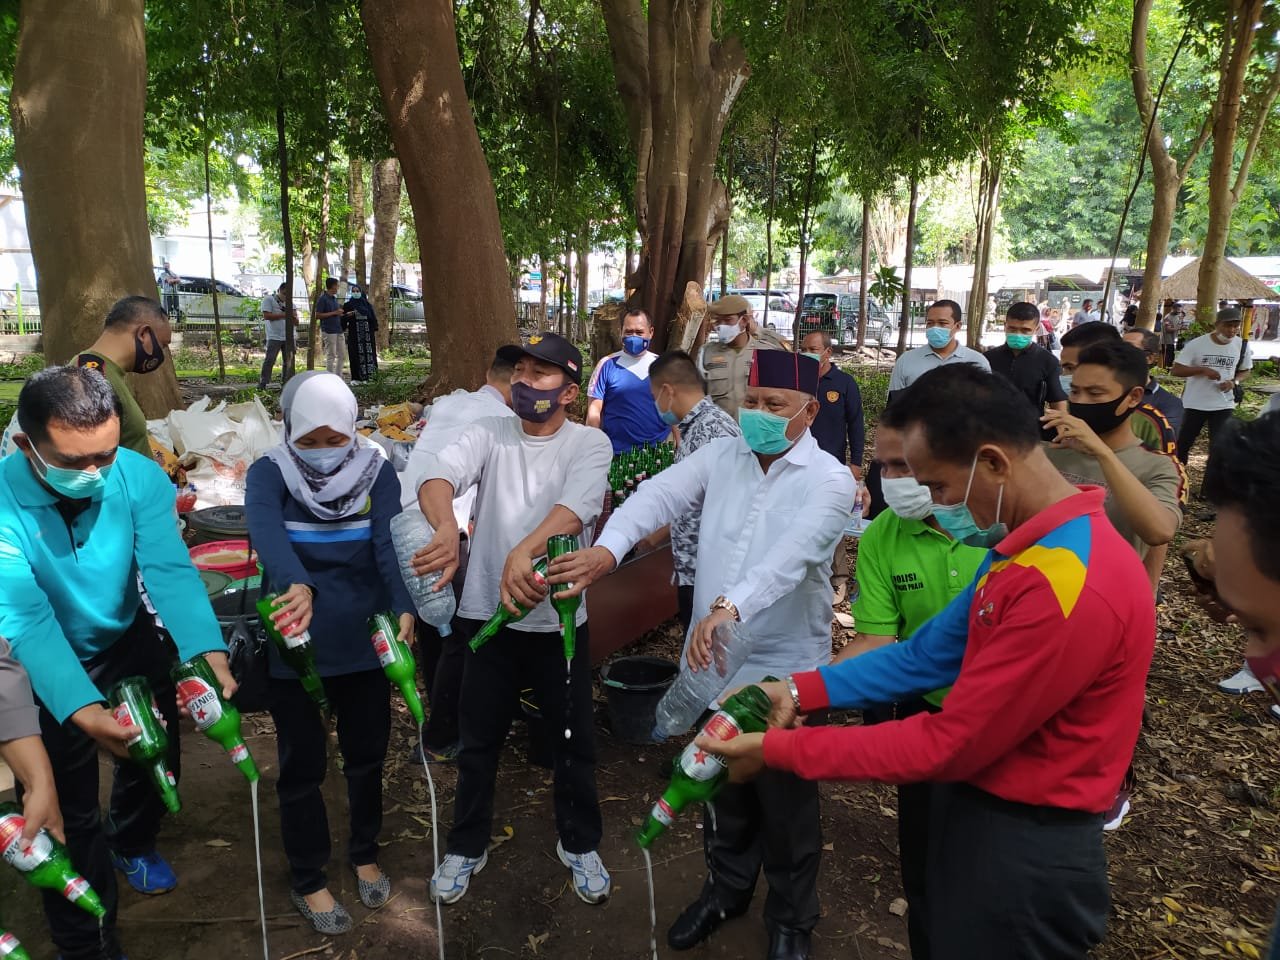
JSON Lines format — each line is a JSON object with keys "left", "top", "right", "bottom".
{"left": 896, "top": 172, "right": 919, "bottom": 356}
{"left": 538, "top": 256, "right": 548, "bottom": 326}
{"left": 794, "top": 131, "right": 819, "bottom": 335}
{"left": 601, "top": 0, "right": 750, "bottom": 347}
{"left": 307, "top": 150, "right": 331, "bottom": 370}
{"left": 857, "top": 195, "right": 870, "bottom": 348}
{"left": 965, "top": 147, "right": 1001, "bottom": 348}
{"left": 762, "top": 117, "right": 779, "bottom": 332}
{"left": 369, "top": 157, "right": 400, "bottom": 352}
{"left": 11, "top": 0, "right": 182, "bottom": 416}
{"left": 1195, "top": 0, "right": 1279, "bottom": 324}
{"left": 625, "top": 235, "right": 636, "bottom": 291}
{"left": 201, "top": 110, "right": 226, "bottom": 381}
{"left": 351, "top": 158, "right": 368, "bottom": 288}
{"left": 577, "top": 230, "right": 590, "bottom": 341}
{"left": 362, "top": 0, "right": 518, "bottom": 395}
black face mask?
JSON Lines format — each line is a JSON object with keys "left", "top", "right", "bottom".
{"left": 135, "top": 328, "right": 167, "bottom": 373}
{"left": 1069, "top": 396, "right": 1135, "bottom": 436}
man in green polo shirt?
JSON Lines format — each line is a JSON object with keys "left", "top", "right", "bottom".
{"left": 838, "top": 406, "right": 985, "bottom": 960}
{"left": 75, "top": 296, "right": 173, "bottom": 458}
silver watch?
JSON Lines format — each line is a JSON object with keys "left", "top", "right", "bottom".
{"left": 786, "top": 675, "right": 802, "bottom": 712}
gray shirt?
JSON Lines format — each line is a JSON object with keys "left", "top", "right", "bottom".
{"left": 262, "top": 294, "right": 289, "bottom": 342}
{"left": 0, "top": 637, "right": 39, "bottom": 742}
{"left": 889, "top": 343, "right": 991, "bottom": 393}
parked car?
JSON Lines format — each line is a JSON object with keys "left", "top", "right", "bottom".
{"left": 744, "top": 294, "right": 797, "bottom": 339}
{"left": 389, "top": 284, "right": 425, "bottom": 323}
{"left": 167, "top": 276, "right": 259, "bottom": 326}
{"left": 798, "top": 292, "right": 895, "bottom": 348}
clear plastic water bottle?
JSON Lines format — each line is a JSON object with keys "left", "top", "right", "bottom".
{"left": 390, "top": 510, "right": 457, "bottom": 636}
{"left": 843, "top": 481, "right": 863, "bottom": 536}
{"left": 652, "top": 620, "right": 754, "bottom": 740}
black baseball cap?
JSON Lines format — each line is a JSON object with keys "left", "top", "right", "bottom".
{"left": 497, "top": 332, "right": 583, "bottom": 384}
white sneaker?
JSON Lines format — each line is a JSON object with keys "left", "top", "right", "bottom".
{"left": 1218, "top": 665, "right": 1264, "bottom": 695}
{"left": 556, "top": 841, "right": 611, "bottom": 904}
{"left": 429, "top": 851, "right": 487, "bottom": 904}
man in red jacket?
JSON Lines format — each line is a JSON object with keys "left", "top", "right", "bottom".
{"left": 699, "top": 364, "right": 1156, "bottom": 960}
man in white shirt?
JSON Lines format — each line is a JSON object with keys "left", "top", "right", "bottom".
{"left": 412, "top": 332, "right": 614, "bottom": 909}
{"left": 1171, "top": 307, "right": 1253, "bottom": 482}
{"left": 401, "top": 352, "right": 515, "bottom": 760}
{"left": 258, "top": 282, "right": 295, "bottom": 390}
{"left": 550, "top": 350, "right": 854, "bottom": 960}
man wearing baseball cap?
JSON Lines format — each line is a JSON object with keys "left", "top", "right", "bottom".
{"left": 701, "top": 294, "right": 790, "bottom": 418}
{"left": 549, "top": 349, "right": 854, "bottom": 959}
{"left": 412, "top": 331, "right": 615, "bottom": 908}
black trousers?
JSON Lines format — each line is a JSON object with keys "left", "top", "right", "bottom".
{"left": 448, "top": 618, "right": 602, "bottom": 858}
{"left": 1176, "top": 407, "right": 1233, "bottom": 466}
{"left": 258, "top": 338, "right": 285, "bottom": 388}
{"left": 268, "top": 668, "right": 390, "bottom": 895}
{"left": 699, "top": 716, "right": 825, "bottom": 933}
{"left": 420, "top": 534, "right": 470, "bottom": 750}
{"left": 676, "top": 584, "right": 695, "bottom": 634}
{"left": 865, "top": 699, "right": 936, "bottom": 960}
{"left": 926, "top": 783, "right": 1108, "bottom": 960}
{"left": 18, "top": 607, "right": 180, "bottom": 960}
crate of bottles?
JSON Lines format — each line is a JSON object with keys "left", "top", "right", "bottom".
{"left": 595, "top": 441, "right": 677, "bottom": 539}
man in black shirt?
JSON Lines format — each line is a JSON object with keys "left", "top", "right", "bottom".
{"left": 800, "top": 331, "right": 864, "bottom": 614}
{"left": 985, "top": 302, "right": 1068, "bottom": 439}
{"left": 1122, "top": 327, "right": 1185, "bottom": 437}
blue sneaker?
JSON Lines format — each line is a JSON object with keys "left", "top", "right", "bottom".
{"left": 430, "top": 851, "right": 487, "bottom": 904}
{"left": 556, "top": 841, "right": 611, "bottom": 904}
{"left": 111, "top": 850, "right": 177, "bottom": 895}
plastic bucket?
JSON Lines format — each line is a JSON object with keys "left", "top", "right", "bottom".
{"left": 189, "top": 540, "right": 259, "bottom": 581}
{"left": 600, "top": 656, "right": 678, "bottom": 745}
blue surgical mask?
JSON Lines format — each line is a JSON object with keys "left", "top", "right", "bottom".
{"left": 293, "top": 442, "right": 353, "bottom": 475}
{"left": 30, "top": 443, "right": 114, "bottom": 499}
{"left": 802, "top": 352, "right": 823, "bottom": 364}
{"left": 653, "top": 388, "right": 680, "bottom": 426}
{"left": 738, "top": 406, "right": 805, "bottom": 455}
{"left": 931, "top": 453, "right": 1008, "bottom": 548}
{"left": 1059, "top": 374, "right": 1073, "bottom": 395}
{"left": 1005, "top": 333, "right": 1034, "bottom": 350}
{"left": 925, "top": 326, "right": 954, "bottom": 350}
{"left": 622, "top": 335, "right": 650, "bottom": 357}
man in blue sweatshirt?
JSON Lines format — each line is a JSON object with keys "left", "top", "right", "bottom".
{"left": 0, "top": 366, "right": 232, "bottom": 960}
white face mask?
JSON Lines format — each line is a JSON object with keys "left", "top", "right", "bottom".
{"left": 294, "top": 441, "right": 353, "bottom": 475}
{"left": 881, "top": 475, "right": 935, "bottom": 520}
{"left": 715, "top": 322, "right": 743, "bottom": 344}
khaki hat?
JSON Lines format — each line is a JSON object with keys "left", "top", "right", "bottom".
{"left": 708, "top": 294, "right": 751, "bottom": 317}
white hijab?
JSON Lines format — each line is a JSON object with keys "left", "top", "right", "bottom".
{"left": 265, "top": 373, "right": 381, "bottom": 520}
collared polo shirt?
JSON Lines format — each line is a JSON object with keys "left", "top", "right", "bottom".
{"left": 0, "top": 449, "right": 224, "bottom": 722}
{"left": 851, "top": 510, "right": 986, "bottom": 706}
{"left": 889, "top": 343, "right": 990, "bottom": 393}
{"left": 984, "top": 343, "right": 1067, "bottom": 414}
{"left": 767, "top": 488, "right": 1155, "bottom": 813}
{"left": 587, "top": 350, "right": 671, "bottom": 454}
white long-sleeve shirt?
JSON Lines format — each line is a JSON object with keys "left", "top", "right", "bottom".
{"left": 421, "top": 416, "right": 611, "bottom": 632}
{"left": 400, "top": 385, "right": 516, "bottom": 529}
{"left": 596, "top": 431, "right": 855, "bottom": 689}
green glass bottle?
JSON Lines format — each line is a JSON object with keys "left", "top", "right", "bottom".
{"left": 546, "top": 534, "right": 581, "bottom": 663}
{"left": 108, "top": 677, "right": 181, "bottom": 813}
{"left": 635, "top": 685, "right": 773, "bottom": 849}
{"left": 172, "top": 657, "right": 259, "bottom": 783}
{"left": 256, "top": 593, "right": 330, "bottom": 715}
{"left": 0, "top": 802, "right": 106, "bottom": 918}
{"left": 468, "top": 556, "right": 549, "bottom": 652}
{"left": 369, "top": 611, "right": 425, "bottom": 725}
{"left": 0, "top": 929, "right": 31, "bottom": 959}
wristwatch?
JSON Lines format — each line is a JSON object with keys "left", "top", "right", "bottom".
{"left": 786, "top": 675, "right": 802, "bottom": 713}
{"left": 710, "top": 595, "right": 741, "bottom": 621}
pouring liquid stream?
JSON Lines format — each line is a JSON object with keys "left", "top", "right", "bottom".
{"left": 641, "top": 847, "right": 658, "bottom": 960}
{"left": 420, "top": 722, "right": 447, "bottom": 960}
{"left": 251, "top": 778, "right": 269, "bottom": 960}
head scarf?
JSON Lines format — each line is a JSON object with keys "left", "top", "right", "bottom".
{"left": 265, "top": 372, "right": 381, "bottom": 520}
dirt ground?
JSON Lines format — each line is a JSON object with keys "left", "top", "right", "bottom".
{"left": 4, "top": 458, "right": 1280, "bottom": 960}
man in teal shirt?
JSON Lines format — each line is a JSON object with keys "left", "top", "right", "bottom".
{"left": 0, "top": 366, "right": 232, "bottom": 960}
{"left": 840, "top": 409, "right": 985, "bottom": 960}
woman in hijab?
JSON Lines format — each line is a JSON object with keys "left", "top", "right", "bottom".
{"left": 245, "top": 373, "right": 414, "bottom": 935}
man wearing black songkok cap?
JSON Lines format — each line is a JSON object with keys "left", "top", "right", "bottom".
{"left": 549, "top": 350, "right": 854, "bottom": 960}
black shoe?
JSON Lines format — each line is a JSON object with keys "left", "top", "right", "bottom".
{"left": 767, "top": 925, "right": 812, "bottom": 960}
{"left": 667, "top": 891, "right": 749, "bottom": 950}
